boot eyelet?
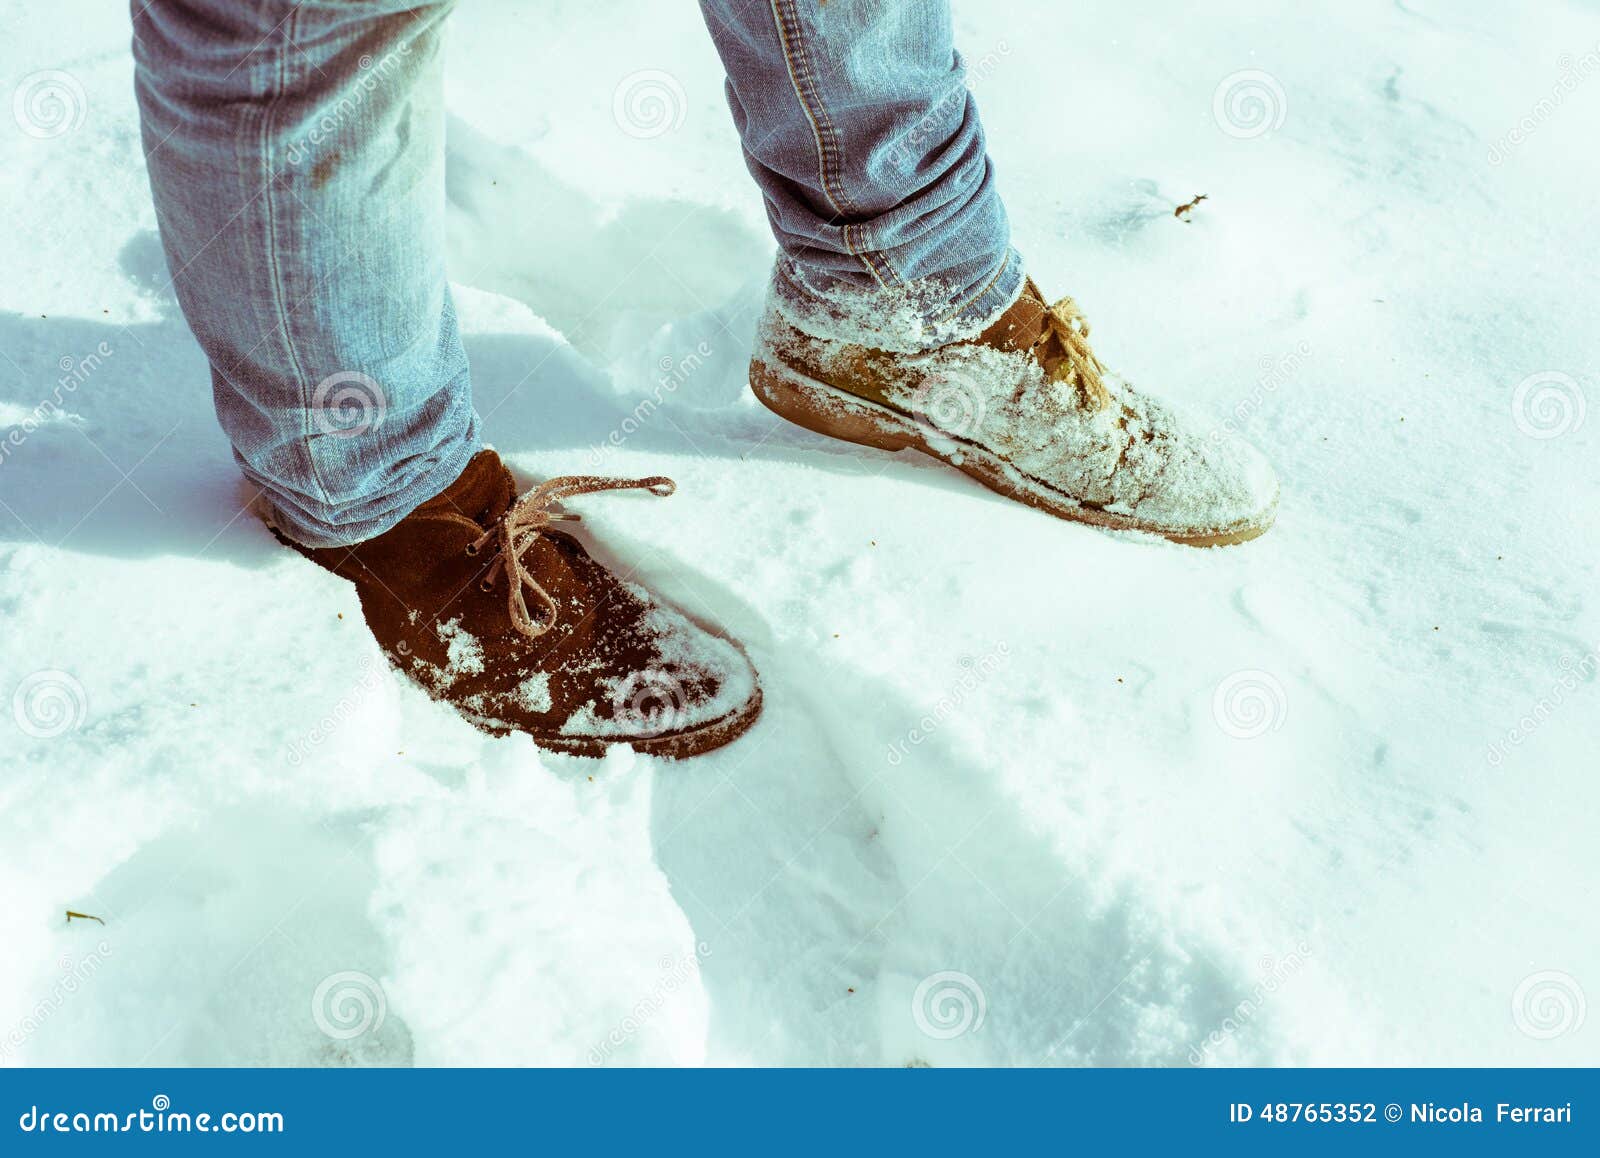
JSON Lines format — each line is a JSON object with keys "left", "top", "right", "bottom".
{"left": 464, "top": 543, "right": 479, "bottom": 557}
{"left": 478, "top": 580, "right": 494, "bottom": 593}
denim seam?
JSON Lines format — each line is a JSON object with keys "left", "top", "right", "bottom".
{"left": 871, "top": 235, "right": 904, "bottom": 284}
{"left": 768, "top": 0, "right": 851, "bottom": 217}
{"left": 259, "top": 6, "right": 332, "bottom": 509}
{"left": 768, "top": 0, "right": 888, "bottom": 289}
{"left": 939, "top": 248, "right": 1014, "bottom": 325}
{"left": 841, "top": 223, "right": 897, "bottom": 288}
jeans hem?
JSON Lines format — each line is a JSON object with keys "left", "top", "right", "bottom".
{"left": 940, "top": 248, "right": 1026, "bottom": 336}
{"left": 771, "top": 246, "right": 1026, "bottom": 353}
{"left": 260, "top": 431, "right": 483, "bottom": 549}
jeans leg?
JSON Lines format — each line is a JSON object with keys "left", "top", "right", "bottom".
{"left": 132, "top": 0, "right": 479, "bottom": 547}
{"left": 698, "top": 0, "right": 1022, "bottom": 349}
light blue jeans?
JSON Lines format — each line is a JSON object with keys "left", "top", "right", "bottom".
{"left": 132, "top": 0, "right": 1019, "bottom": 546}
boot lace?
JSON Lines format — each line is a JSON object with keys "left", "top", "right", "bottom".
{"left": 465, "top": 474, "right": 675, "bottom": 641}
{"left": 1033, "top": 295, "right": 1112, "bottom": 411}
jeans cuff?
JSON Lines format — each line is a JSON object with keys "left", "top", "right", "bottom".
{"left": 771, "top": 247, "right": 1026, "bottom": 353}
{"left": 257, "top": 431, "right": 483, "bottom": 549}
{"left": 942, "top": 247, "right": 1027, "bottom": 337}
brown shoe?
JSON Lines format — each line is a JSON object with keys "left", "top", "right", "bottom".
{"left": 268, "top": 450, "right": 762, "bottom": 759}
{"left": 750, "top": 275, "right": 1279, "bottom": 547}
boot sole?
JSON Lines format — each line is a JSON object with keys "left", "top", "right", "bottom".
{"left": 514, "top": 683, "right": 764, "bottom": 761}
{"left": 749, "top": 358, "right": 1275, "bottom": 548}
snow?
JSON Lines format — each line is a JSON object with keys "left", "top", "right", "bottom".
{"left": 513, "top": 672, "right": 553, "bottom": 716}
{"left": 2, "top": 0, "right": 1598, "bottom": 1066}
{"left": 435, "top": 617, "right": 487, "bottom": 682}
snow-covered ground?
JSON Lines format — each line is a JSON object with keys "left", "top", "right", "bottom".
{"left": 3, "top": 0, "right": 1598, "bottom": 1066}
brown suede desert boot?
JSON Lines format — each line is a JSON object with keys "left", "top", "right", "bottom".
{"left": 270, "top": 450, "right": 762, "bottom": 759}
{"left": 751, "top": 275, "right": 1279, "bottom": 547}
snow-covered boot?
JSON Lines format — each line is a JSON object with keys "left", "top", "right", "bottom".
{"left": 267, "top": 449, "right": 762, "bottom": 758}
{"left": 750, "top": 276, "right": 1279, "bottom": 546}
